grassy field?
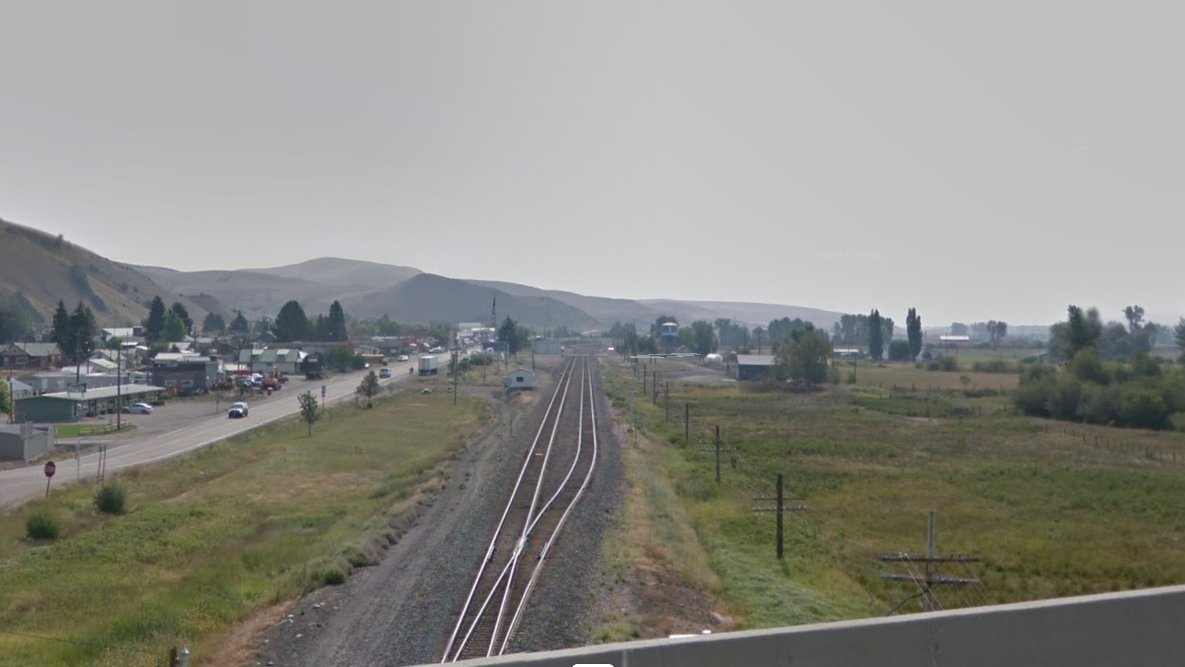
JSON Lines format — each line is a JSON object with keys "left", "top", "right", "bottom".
{"left": 0, "top": 388, "right": 489, "bottom": 666}
{"left": 601, "top": 360, "right": 1185, "bottom": 631}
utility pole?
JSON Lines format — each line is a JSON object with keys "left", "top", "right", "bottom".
{"left": 880, "top": 511, "right": 980, "bottom": 612}
{"left": 751, "top": 474, "right": 806, "bottom": 559}
{"left": 697, "top": 425, "right": 735, "bottom": 484}
{"left": 652, "top": 370, "right": 658, "bottom": 404}
{"left": 664, "top": 381, "right": 670, "bottom": 422}
{"left": 684, "top": 402, "right": 690, "bottom": 444}
{"left": 452, "top": 350, "right": 459, "bottom": 406}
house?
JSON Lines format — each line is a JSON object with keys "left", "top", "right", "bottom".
{"left": 150, "top": 353, "right": 219, "bottom": 394}
{"left": 504, "top": 368, "right": 536, "bottom": 390}
{"left": 733, "top": 354, "right": 779, "bottom": 381}
{"left": 1, "top": 342, "right": 63, "bottom": 370}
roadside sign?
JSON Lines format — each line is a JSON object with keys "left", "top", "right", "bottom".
{"left": 321, "top": 385, "right": 327, "bottom": 398}
{"left": 44, "top": 460, "right": 56, "bottom": 498}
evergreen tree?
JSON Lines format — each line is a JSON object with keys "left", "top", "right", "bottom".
{"left": 906, "top": 308, "right": 923, "bottom": 361}
{"left": 50, "top": 301, "right": 71, "bottom": 351}
{"left": 868, "top": 309, "right": 884, "bottom": 361}
{"left": 327, "top": 301, "right": 348, "bottom": 342}
{"left": 162, "top": 310, "right": 186, "bottom": 343}
{"left": 170, "top": 302, "right": 193, "bottom": 335}
{"left": 229, "top": 311, "right": 250, "bottom": 335}
{"left": 273, "top": 300, "right": 309, "bottom": 342}
{"left": 144, "top": 296, "right": 166, "bottom": 343}
{"left": 68, "top": 302, "right": 98, "bottom": 377}
{"left": 202, "top": 312, "right": 226, "bottom": 333}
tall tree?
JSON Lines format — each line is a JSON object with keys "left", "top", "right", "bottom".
{"left": 273, "top": 300, "right": 310, "bottom": 342}
{"left": 170, "top": 302, "right": 193, "bottom": 335}
{"left": 50, "top": 301, "right": 71, "bottom": 351}
{"left": 868, "top": 309, "right": 884, "bottom": 361}
{"left": 1065, "top": 305, "right": 1103, "bottom": 358}
{"left": 499, "top": 316, "right": 522, "bottom": 355}
{"left": 202, "top": 312, "right": 226, "bottom": 334}
{"left": 776, "top": 325, "right": 832, "bottom": 385}
{"left": 162, "top": 310, "right": 186, "bottom": 343}
{"left": 906, "top": 307, "right": 923, "bottom": 361}
{"left": 326, "top": 301, "right": 349, "bottom": 342}
{"left": 1123, "top": 305, "right": 1146, "bottom": 333}
{"left": 143, "top": 296, "right": 166, "bottom": 343}
{"left": 229, "top": 311, "right": 250, "bottom": 335}
{"left": 988, "top": 320, "right": 1008, "bottom": 350}
{"left": 688, "top": 320, "right": 718, "bottom": 356}
{"left": 68, "top": 302, "right": 98, "bottom": 377}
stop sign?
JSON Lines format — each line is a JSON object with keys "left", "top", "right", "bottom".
{"left": 44, "top": 461, "right": 56, "bottom": 478}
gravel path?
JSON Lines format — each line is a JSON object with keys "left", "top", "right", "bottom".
{"left": 254, "top": 356, "right": 623, "bottom": 667}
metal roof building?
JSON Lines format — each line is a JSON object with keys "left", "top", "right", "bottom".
{"left": 14, "top": 384, "right": 166, "bottom": 423}
{"left": 733, "top": 354, "right": 778, "bottom": 381}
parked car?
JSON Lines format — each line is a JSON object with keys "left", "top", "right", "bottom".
{"left": 228, "top": 401, "right": 249, "bottom": 418}
{"left": 122, "top": 402, "right": 153, "bottom": 414}
{"left": 379, "top": 367, "right": 392, "bottom": 379}
{"left": 397, "top": 354, "right": 410, "bottom": 362}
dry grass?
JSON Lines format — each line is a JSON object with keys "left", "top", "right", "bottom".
{"left": 0, "top": 390, "right": 490, "bottom": 666}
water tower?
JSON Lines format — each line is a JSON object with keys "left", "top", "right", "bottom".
{"left": 660, "top": 320, "right": 679, "bottom": 353}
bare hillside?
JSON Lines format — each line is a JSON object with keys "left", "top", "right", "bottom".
{"left": 0, "top": 218, "right": 215, "bottom": 327}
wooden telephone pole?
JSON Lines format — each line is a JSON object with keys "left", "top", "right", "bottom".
{"left": 698, "top": 425, "right": 735, "bottom": 484}
{"left": 751, "top": 474, "right": 807, "bottom": 559}
{"left": 880, "top": 511, "right": 980, "bottom": 612}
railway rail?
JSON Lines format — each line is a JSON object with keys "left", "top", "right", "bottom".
{"left": 441, "top": 355, "right": 601, "bottom": 662}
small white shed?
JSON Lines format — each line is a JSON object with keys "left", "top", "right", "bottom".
{"left": 504, "top": 368, "right": 536, "bottom": 390}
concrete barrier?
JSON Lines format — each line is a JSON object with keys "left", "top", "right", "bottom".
{"left": 425, "top": 585, "right": 1185, "bottom": 667}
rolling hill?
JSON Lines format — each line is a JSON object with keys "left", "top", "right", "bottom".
{"left": 0, "top": 218, "right": 216, "bottom": 328}
{"left": 2, "top": 216, "right": 851, "bottom": 337}
{"left": 347, "top": 273, "right": 600, "bottom": 330}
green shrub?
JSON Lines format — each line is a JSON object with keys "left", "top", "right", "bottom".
{"left": 26, "top": 511, "right": 61, "bottom": 540}
{"left": 925, "top": 356, "right": 959, "bottom": 372}
{"left": 94, "top": 483, "right": 128, "bottom": 515}
{"left": 1120, "top": 388, "right": 1167, "bottom": 429}
{"left": 972, "top": 359, "right": 1016, "bottom": 373}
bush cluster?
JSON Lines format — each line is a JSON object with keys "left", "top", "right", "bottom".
{"left": 917, "top": 356, "right": 959, "bottom": 372}
{"left": 26, "top": 511, "right": 60, "bottom": 540}
{"left": 94, "top": 483, "right": 128, "bottom": 515}
{"left": 1014, "top": 350, "right": 1185, "bottom": 430}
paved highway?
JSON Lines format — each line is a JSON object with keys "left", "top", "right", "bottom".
{"left": 0, "top": 359, "right": 421, "bottom": 507}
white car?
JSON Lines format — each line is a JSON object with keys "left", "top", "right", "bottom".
{"left": 228, "top": 401, "right": 249, "bottom": 418}
{"left": 397, "top": 354, "right": 410, "bottom": 362}
{"left": 122, "top": 402, "right": 153, "bottom": 414}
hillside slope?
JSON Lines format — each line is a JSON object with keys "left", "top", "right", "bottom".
{"left": 0, "top": 218, "right": 214, "bottom": 328}
{"left": 347, "top": 273, "right": 599, "bottom": 330}
{"left": 249, "top": 257, "right": 422, "bottom": 290}
{"left": 133, "top": 266, "right": 368, "bottom": 320}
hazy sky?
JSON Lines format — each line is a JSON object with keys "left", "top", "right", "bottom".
{"left": 1, "top": 1, "right": 1181, "bottom": 326}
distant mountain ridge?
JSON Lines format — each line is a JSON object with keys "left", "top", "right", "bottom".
{"left": 3, "top": 216, "right": 859, "bottom": 334}
{"left": 132, "top": 256, "right": 850, "bottom": 332}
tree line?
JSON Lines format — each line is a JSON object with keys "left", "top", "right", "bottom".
{"left": 1016, "top": 304, "right": 1185, "bottom": 430}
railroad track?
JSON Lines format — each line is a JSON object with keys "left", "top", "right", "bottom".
{"left": 441, "top": 355, "right": 601, "bottom": 662}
